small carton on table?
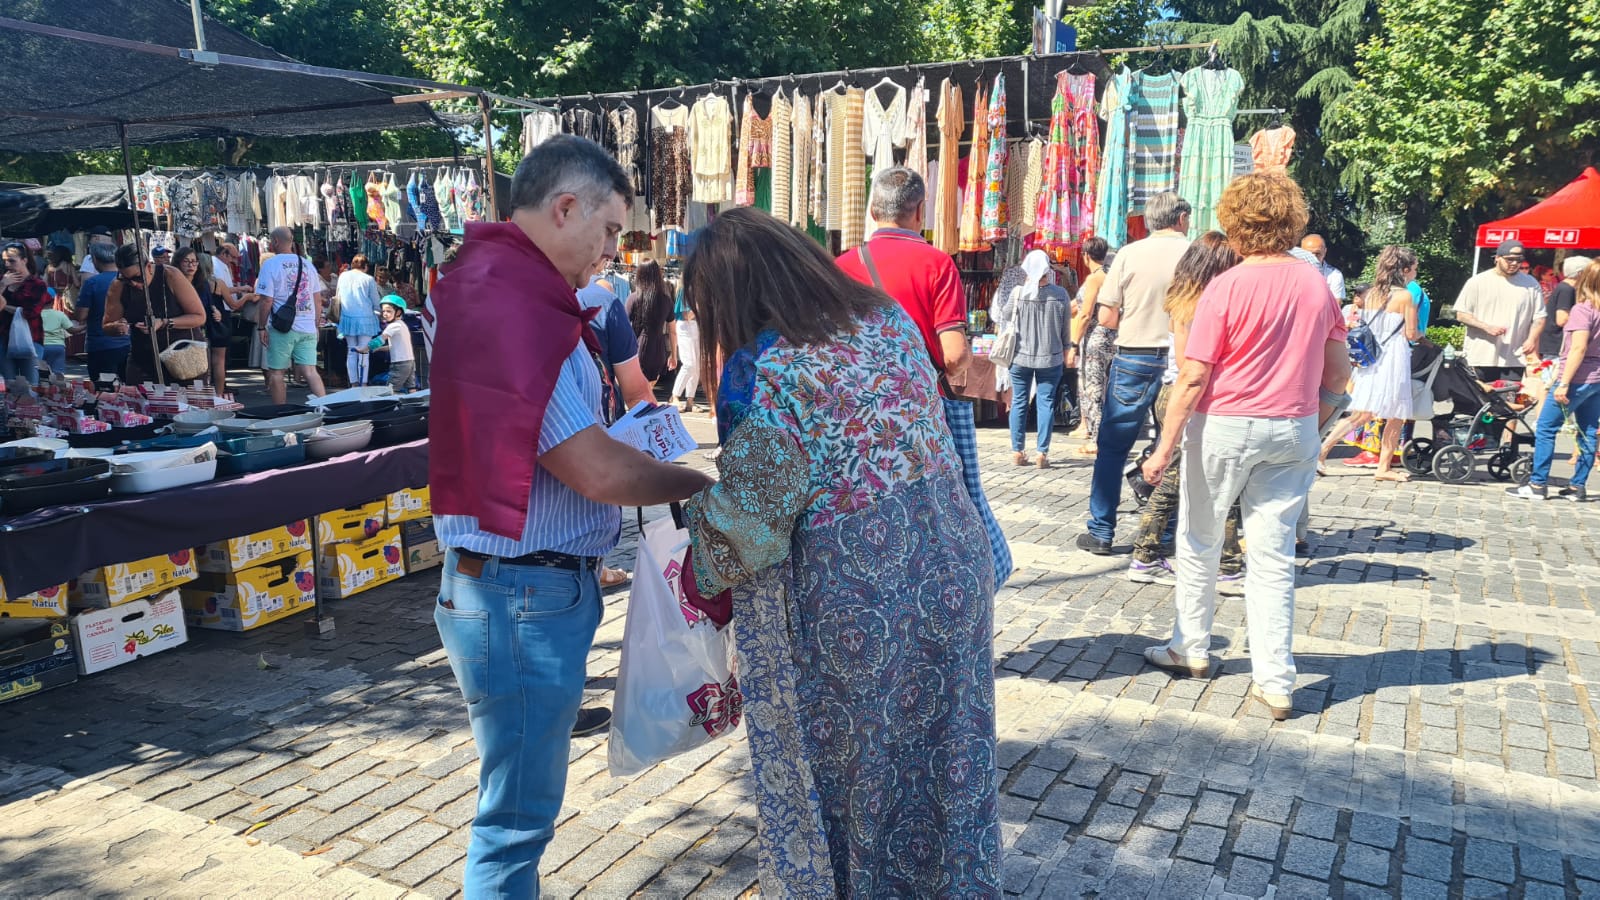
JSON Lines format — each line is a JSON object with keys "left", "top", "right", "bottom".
{"left": 0, "top": 620, "right": 77, "bottom": 704}
{"left": 196, "top": 519, "right": 313, "bottom": 574}
{"left": 182, "top": 550, "right": 317, "bottom": 632}
{"left": 75, "top": 550, "right": 199, "bottom": 609}
{"left": 70, "top": 589, "right": 188, "bottom": 675}
{"left": 315, "top": 500, "right": 388, "bottom": 547}
{"left": 402, "top": 518, "right": 443, "bottom": 573}
{"left": 386, "top": 486, "right": 431, "bottom": 525}
{"left": 317, "top": 525, "right": 405, "bottom": 599}
{"left": 0, "top": 580, "right": 69, "bottom": 618}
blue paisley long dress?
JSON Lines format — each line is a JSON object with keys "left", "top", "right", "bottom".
{"left": 684, "top": 304, "right": 1001, "bottom": 899}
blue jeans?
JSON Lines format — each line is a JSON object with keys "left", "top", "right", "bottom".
{"left": 1009, "top": 363, "right": 1064, "bottom": 455}
{"left": 1531, "top": 382, "right": 1600, "bottom": 487}
{"left": 434, "top": 550, "right": 603, "bottom": 898}
{"left": 1087, "top": 353, "right": 1166, "bottom": 542}
{"left": 41, "top": 344, "right": 66, "bottom": 376}
{"left": 1, "top": 348, "right": 40, "bottom": 386}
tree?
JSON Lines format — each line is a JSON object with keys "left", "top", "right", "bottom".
{"left": 1327, "top": 0, "right": 1600, "bottom": 218}
{"left": 1059, "top": 0, "right": 1163, "bottom": 51}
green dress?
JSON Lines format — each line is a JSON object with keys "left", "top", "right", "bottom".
{"left": 1176, "top": 66, "right": 1244, "bottom": 235}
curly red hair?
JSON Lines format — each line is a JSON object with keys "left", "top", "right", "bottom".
{"left": 1216, "top": 172, "right": 1310, "bottom": 257}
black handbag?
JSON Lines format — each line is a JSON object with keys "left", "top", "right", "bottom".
{"left": 269, "top": 257, "right": 304, "bottom": 334}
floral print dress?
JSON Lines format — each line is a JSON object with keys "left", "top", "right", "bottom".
{"left": 685, "top": 304, "right": 1001, "bottom": 899}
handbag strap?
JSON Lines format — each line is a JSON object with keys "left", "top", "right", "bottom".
{"left": 857, "top": 245, "right": 887, "bottom": 292}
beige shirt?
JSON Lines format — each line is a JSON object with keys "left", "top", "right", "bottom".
{"left": 1098, "top": 232, "right": 1191, "bottom": 349}
{"left": 1455, "top": 269, "right": 1544, "bottom": 367}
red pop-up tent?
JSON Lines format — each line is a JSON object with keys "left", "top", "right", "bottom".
{"left": 1476, "top": 167, "right": 1600, "bottom": 249}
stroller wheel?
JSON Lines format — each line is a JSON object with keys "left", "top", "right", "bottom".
{"left": 1511, "top": 455, "right": 1533, "bottom": 486}
{"left": 1433, "top": 445, "right": 1476, "bottom": 484}
{"left": 1401, "top": 438, "right": 1436, "bottom": 476}
{"left": 1487, "top": 450, "right": 1516, "bottom": 482}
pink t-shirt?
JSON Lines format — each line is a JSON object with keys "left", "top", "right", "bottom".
{"left": 1185, "top": 260, "right": 1348, "bottom": 418}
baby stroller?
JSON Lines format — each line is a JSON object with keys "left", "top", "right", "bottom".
{"left": 1401, "top": 350, "right": 1536, "bottom": 484}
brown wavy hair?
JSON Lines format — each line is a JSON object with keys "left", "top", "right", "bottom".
{"left": 685, "top": 207, "right": 891, "bottom": 396}
{"left": 1163, "top": 231, "right": 1241, "bottom": 328}
{"left": 1216, "top": 172, "right": 1310, "bottom": 257}
{"left": 1372, "top": 245, "right": 1419, "bottom": 294}
{"left": 1574, "top": 263, "right": 1600, "bottom": 309}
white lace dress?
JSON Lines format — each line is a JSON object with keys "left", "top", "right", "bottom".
{"left": 1350, "top": 309, "right": 1413, "bottom": 420}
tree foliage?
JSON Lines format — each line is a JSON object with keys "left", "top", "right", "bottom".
{"left": 1327, "top": 0, "right": 1600, "bottom": 218}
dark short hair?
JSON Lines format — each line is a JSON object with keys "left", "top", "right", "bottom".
{"left": 1083, "top": 236, "right": 1110, "bottom": 264}
{"left": 684, "top": 207, "right": 890, "bottom": 393}
{"left": 114, "top": 243, "right": 142, "bottom": 269}
{"left": 509, "top": 134, "right": 632, "bottom": 213}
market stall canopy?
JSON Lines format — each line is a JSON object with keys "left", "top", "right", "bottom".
{"left": 0, "top": 0, "right": 447, "bottom": 154}
{"left": 1476, "top": 167, "right": 1600, "bottom": 250}
{"left": 0, "top": 175, "right": 157, "bottom": 236}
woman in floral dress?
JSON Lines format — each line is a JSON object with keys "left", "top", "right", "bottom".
{"left": 680, "top": 207, "right": 1001, "bottom": 898}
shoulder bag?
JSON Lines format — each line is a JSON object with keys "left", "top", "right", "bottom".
{"left": 268, "top": 256, "right": 303, "bottom": 334}
{"left": 152, "top": 265, "right": 209, "bottom": 382}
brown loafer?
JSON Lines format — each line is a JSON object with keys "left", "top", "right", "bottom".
{"left": 1142, "top": 646, "right": 1211, "bottom": 678}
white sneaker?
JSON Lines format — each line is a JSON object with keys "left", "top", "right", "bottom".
{"left": 1127, "top": 558, "right": 1177, "bottom": 586}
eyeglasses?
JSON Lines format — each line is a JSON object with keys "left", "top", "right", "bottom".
{"left": 119, "top": 272, "right": 145, "bottom": 285}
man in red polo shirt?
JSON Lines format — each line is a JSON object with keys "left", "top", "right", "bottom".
{"left": 837, "top": 166, "right": 1011, "bottom": 586}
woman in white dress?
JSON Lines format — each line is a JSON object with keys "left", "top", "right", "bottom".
{"left": 1320, "top": 245, "right": 1421, "bottom": 481}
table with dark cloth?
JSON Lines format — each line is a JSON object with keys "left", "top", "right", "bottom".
{"left": 948, "top": 355, "right": 1011, "bottom": 421}
{"left": 0, "top": 439, "right": 427, "bottom": 596}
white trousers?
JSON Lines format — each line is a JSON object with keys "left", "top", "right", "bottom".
{"left": 346, "top": 336, "right": 375, "bottom": 386}
{"left": 1168, "top": 412, "right": 1318, "bottom": 695}
{"left": 672, "top": 320, "right": 701, "bottom": 402}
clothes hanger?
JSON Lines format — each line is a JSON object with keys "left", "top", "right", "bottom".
{"left": 1268, "top": 110, "right": 1285, "bottom": 129}
{"left": 1142, "top": 43, "right": 1172, "bottom": 75}
{"left": 1066, "top": 53, "right": 1089, "bottom": 75}
{"left": 1203, "top": 45, "right": 1230, "bottom": 70}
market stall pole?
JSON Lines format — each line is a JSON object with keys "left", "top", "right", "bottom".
{"left": 117, "top": 123, "right": 166, "bottom": 385}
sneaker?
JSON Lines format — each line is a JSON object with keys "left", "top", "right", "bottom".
{"left": 1344, "top": 450, "right": 1379, "bottom": 468}
{"left": 1559, "top": 485, "right": 1588, "bottom": 503}
{"left": 1294, "top": 540, "right": 1312, "bottom": 558}
{"left": 1075, "top": 532, "right": 1114, "bottom": 556}
{"left": 1217, "top": 571, "right": 1245, "bottom": 594}
{"left": 1128, "top": 558, "right": 1176, "bottom": 585}
{"left": 572, "top": 706, "right": 612, "bottom": 737}
{"left": 1506, "top": 483, "right": 1547, "bottom": 501}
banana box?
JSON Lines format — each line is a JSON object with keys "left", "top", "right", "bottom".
{"left": 316, "top": 526, "right": 405, "bottom": 599}
{"left": 197, "top": 519, "right": 314, "bottom": 573}
{"left": 0, "top": 580, "right": 70, "bottom": 618}
{"left": 75, "top": 550, "right": 199, "bottom": 609}
{"left": 0, "top": 620, "right": 77, "bottom": 705}
{"left": 402, "top": 518, "right": 443, "bottom": 573}
{"left": 182, "top": 550, "right": 317, "bottom": 631}
{"left": 316, "top": 500, "right": 388, "bottom": 547}
{"left": 385, "top": 486, "right": 431, "bottom": 524}
{"left": 71, "top": 589, "right": 189, "bottom": 675}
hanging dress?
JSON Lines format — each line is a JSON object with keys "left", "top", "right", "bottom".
{"left": 904, "top": 76, "right": 929, "bottom": 181}
{"left": 958, "top": 82, "right": 989, "bottom": 253}
{"left": 1249, "top": 124, "right": 1296, "bottom": 174}
{"left": 651, "top": 103, "right": 693, "bottom": 230}
{"left": 838, "top": 89, "right": 868, "bottom": 251}
{"left": 770, "top": 90, "right": 793, "bottom": 224}
{"left": 417, "top": 171, "right": 444, "bottom": 234}
{"left": 1176, "top": 66, "right": 1245, "bottom": 235}
{"left": 734, "top": 95, "right": 773, "bottom": 207}
{"left": 382, "top": 174, "right": 404, "bottom": 230}
{"left": 1063, "top": 73, "right": 1101, "bottom": 246}
{"left": 1127, "top": 69, "right": 1181, "bottom": 217}
{"left": 979, "top": 75, "right": 1009, "bottom": 243}
{"left": 788, "top": 93, "right": 811, "bottom": 229}
{"left": 934, "top": 79, "right": 964, "bottom": 254}
{"left": 689, "top": 95, "right": 734, "bottom": 205}
{"left": 365, "top": 176, "right": 388, "bottom": 232}
{"left": 1093, "top": 67, "right": 1133, "bottom": 248}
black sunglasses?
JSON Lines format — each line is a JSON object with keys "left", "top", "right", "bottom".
{"left": 119, "top": 272, "right": 145, "bottom": 285}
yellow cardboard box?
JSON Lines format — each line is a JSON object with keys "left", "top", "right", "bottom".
{"left": 385, "top": 486, "right": 431, "bottom": 524}
{"left": 316, "top": 526, "right": 405, "bottom": 599}
{"left": 196, "top": 520, "right": 314, "bottom": 573}
{"left": 315, "top": 500, "right": 388, "bottom": 547}
{"left": 182, "top": 550, "right": 317, "bottom": 631}
{"left": 0, "top": 580, "right": 70, "bottom": 618}
{"left": 76, "top": 551, "right": 199, "bottom": 609}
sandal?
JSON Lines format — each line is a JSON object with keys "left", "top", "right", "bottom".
{"left": 1013, "top": 452, "right": 1029, "bottom": 467}
{"left": 599, "top": 567, "right": 630, "bottom": 588}
{"left": 1073, "top": 444, "right": 1097, "bottom": 458}
{"left": 1374, "top": 471, "right": 1411, "bottom": 483}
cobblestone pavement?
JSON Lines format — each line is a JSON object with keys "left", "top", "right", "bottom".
{"left": 4, "top": 419, "right": 1600, "bottom": 898}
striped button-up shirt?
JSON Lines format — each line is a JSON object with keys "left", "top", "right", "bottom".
{"left": 434, "top": 346, "right": 622, "bottom": 558}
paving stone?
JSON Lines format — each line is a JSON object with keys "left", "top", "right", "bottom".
{"left": 1143, "top": 793, "right": 1191, "bottom": 831}
{"left": 1462, "top": 837, "right": 1515, "bottom": 884}
{"left": 1276, "top": 873, "right": 1334, "bottom": 899}
{"left": 1084, "top": 803, "right": 1137, "bottom": 842}
{"left": 1403, "top": 837, "right": 1454, "bottom": 882}
{"left": 1191, "top": 791, "right": 1236, "bottom": 827}
{"left": 1246, "top": 790, "right": 1294, "bottom": 824}
{"left": 1341, "top": 842, "right": 1393, "bottom": 887}
{"left": 1282, "top": 834, "right": 1337, "bottom": 878}
{"left": 1349, "top": 812, "right": 1401, "bottom": 849}
{"left": 1399, "top": 875, "right": 1450, "bottom": 900}
{"left": 1038, "top": 784, "right": 1096, "bottom": 824}
{"left": 1175, "top": 825, "right": 1226, "bottom": 864}
{"left": 1519, "top": 843, "right": 1566, "bottom": 884}
{"left": 1224, "top": 856, "right": 1273, "bottom": 898}
{"left": 1291, "top": 801, "right": 1338, "bottom": 840}
{"left": 1231, "top": 821, "right": 1283, "bottom": 861}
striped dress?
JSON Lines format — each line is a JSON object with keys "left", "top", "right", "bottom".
{"left": 1127, "top": 70, "right": 1181, "bottom": 217}
{"left": 839, "top": 89, "right": 868, "bottom": 251}
{"left": 1093, "top": 67, "right": 1133, "bottom": 247}
{"left": 771, "top": 90, "right": 793, "bottom": 224}
{"left": 979, "top": 74, "right": 1009, "bottom": 243}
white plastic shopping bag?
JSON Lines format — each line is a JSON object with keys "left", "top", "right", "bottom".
{"left": 608, "top": 511, "right": 742, "bottom": 776}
